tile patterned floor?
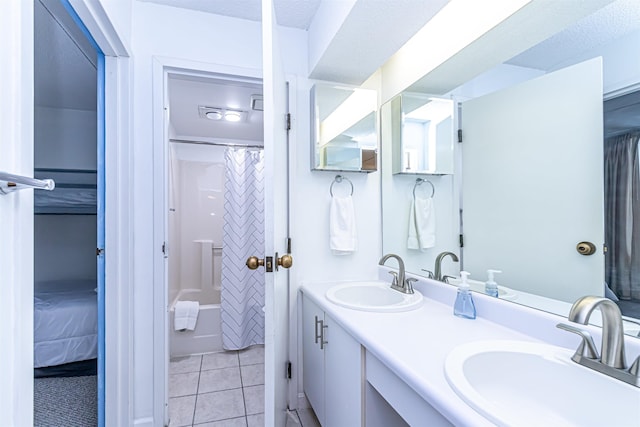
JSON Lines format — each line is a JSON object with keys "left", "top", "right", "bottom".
{"left": 169, "top": 345, "right": 321, "bottom": 427}
{"left": 169, "top": 346, "right": 266, "bottom": 427}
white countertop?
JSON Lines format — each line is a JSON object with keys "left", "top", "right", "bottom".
{"left": 300, "top": 270, "right": 640, "bottom": 426}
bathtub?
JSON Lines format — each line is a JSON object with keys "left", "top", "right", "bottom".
{"left": 169, "top": 290, "right": 223, "bottom": 357}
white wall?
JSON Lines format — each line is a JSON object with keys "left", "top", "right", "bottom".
{"left": 33, "top": 106, "right": 97, "bottom": 285}
{"left": 34, "top": 107, "right": 97, "bottom": 170}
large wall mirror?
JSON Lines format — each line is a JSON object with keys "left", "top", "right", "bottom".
{"left": 381, "top": 0, "right": 640, "bottom": 337}
{"left": 310, "top": 83, "right": 378, "bottom": 172}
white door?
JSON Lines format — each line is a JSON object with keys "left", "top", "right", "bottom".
{"left": 0, "top": 1, "right": 34, "bottom": 425}
{"left": 262, "top": 0, "right": 291, "bottom": 424}
{"left": 462, "top": 57, "right": 604, "bottom": 303}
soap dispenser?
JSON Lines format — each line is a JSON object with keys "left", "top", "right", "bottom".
{"left": 454, "top": 271, "right": 476, "bottom": 319}
{"left": 485, "top": 269, "right": 502, "bottom": 298}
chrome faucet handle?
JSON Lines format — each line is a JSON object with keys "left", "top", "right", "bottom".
{"left": 421, "top": 269, "right": 434, "bottom": 279}
{"left": 405, "top": 277, "right": 418, "bottom": 294}
{"left": 442, "top": 275, "right": 457, "bottom": 284}
{"left": 388, "top": 271, "right": 399, "bottom": 287}
{"left": 557, "top": 323, "right": 599, "bottom": 360}
{"left": 630, "top": 357, "right": 640, "bottom": 376}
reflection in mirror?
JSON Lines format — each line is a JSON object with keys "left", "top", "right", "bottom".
{"left": 310, "top": 83, "right": 377, "bottom": 172}
{"left": 381, "top": 0, "right": 640, "bottom": 337}
{"left": 387, "top": 93, "right": 454, "bottom": 175}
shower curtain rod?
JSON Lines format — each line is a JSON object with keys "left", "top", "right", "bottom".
{"left": 170, "top": 138, "right": 264, "bottom": 149}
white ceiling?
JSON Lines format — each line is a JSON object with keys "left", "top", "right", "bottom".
{"left": 507, "top": 0, "right": 640, "bottom": 71}
{"left": 139, "top": 0, "right": 321, "bottom": 30}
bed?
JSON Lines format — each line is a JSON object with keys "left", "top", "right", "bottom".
{"left": 34, "top": 280, "right": 98, "bottom": 375}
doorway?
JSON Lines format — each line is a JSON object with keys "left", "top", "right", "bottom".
{"left": 164, "top": 72, "right": 269, "bottom": 425}
{"left": 32, "top": 0, "right": 104, "bottom": 425}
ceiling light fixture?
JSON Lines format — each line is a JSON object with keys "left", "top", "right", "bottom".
{"left": 224, "top": 111, "right": 242, "bottom": 122}
{"left": 199, "top": 105, "right": 247, "bottom": 123}
{"left": 205, "top": 110, "right": 223, "bottom": 120}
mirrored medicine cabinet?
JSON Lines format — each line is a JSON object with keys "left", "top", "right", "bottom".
{"left": 383, "top": 92, "right": 455, "bottom": 175}
{"left": 310, "top": 83, "right": 378, "bottom": 172}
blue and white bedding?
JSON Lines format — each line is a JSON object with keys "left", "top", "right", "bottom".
{"left": 34, "top": 280, "right": 97, "bottom": 368}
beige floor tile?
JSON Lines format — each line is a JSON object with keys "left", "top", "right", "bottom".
{"left": 194, "top": 389, "right": 245, "bottom": 424}
{"left": 169, "top": 371, "right": 200, "bottom": 397}
{"left": 170, "top": 355, "right": 202, "bottom": 374}
{"left": 240, "top": 364, "right": 264, "bottom": 387}
{"left": 168, "top": 395, "right": 196, "bottom": 427}
{"left": 239, "top": 346, "right": 264, "bottom": 366}
{"left": 194, "top": 416, "right": 247, "bottom": 427}
{"left": 246, "top": 413, "right": 265, "bottom": 427}
{"left": 243, "top": 384, "right": 264, "bottom": 415}
{"left": 198, "top": 366, "right": 242, "bottom": 393}
{"left": 202, "top": 351, "right": 239, "bottom": 370}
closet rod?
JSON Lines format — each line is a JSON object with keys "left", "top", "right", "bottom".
{"left": 170, "top": 138, "right": 264, "bottom": 149}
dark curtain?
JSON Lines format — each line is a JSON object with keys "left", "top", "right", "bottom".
{"left": 604, "top": 131, "right": 640, "bottom": 300}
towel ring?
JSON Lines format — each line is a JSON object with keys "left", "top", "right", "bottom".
{"left": 413, "top": 178, "right": 435, "bottom": 199}
{"left": 330, "top": 175, "right": 354, "bottom": 197}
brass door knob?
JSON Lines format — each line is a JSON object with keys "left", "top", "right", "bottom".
{"left": 277, "top": 254, "right": 293, "bottom": 269}
{"left": 576, "top": 241, "right": 596, "bottom": 256}
{"left": 246, "top": 256, "right": 265, "bottom": 270}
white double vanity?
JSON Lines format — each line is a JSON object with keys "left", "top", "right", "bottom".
{"left": 301, "top": 267, "right": 640, "bottom": 427}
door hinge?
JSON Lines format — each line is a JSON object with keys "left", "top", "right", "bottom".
{"left": 96, "top": 248, "right": 104, "bottom": 256}
{"left": 457, "top": 129, "right": 463, "bottom": 143}
{"left": 286, "top": 361, "right": 292, "bottom": 379}
{"left": 162, "top": 242, "right": 167, "bottom": 255}
{"left": 285, "top": 113, "right": 291, "bottom": 131}
{"left": 459, "top": 234, "right": 464, "bottom": 248}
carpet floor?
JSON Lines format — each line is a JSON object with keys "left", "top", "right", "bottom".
{"left": 34, "top": 375, "right": 97, "bottom": 426}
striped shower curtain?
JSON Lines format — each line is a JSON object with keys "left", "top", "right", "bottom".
{"left": 221, "top": 148, "right": 265, "bottom": 350}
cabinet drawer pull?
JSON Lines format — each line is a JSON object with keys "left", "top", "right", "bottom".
{"left": 320, "top": 323, "right": 328, "bottom": 350}
{"left": 314, "top": 316, "right": 322, "bottom": 344}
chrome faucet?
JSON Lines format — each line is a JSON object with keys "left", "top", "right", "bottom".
{"left": 379, "top": 254, "right": 416, "bottom": 294}
{"left": 557, "top": 296, "right": 640, "bottom": 387}
{"left": 433, "top": 251, "right": 459, "bottom": 282}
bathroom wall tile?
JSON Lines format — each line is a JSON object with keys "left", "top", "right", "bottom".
{"left": 240, "top": 364, "right": 264, "bottom": 387}
{"left": 243, "top": 385, "right": 264, "bottom": 415}
{"left": 296, "top": 408, "right": 321, "bottom": 427}
{"left": 170, "top": 355, "right": 202, "bottom": 374}
{"left": 239, "top": 346, "right": 264, "bottom": 366}
{"left": 194, "top": 417, "right": 247, "bottom": 427}
{"left": 194, "top": 389, "right": 245, "bottom": 424}
{"left": 168, "top": 395, "right": 196, "bottom": 427}
{"left": 202, "top": 351, "right": 239, "bottom": 370}
{"left": 198, "top": 366, "right": 242, "bottom": 393}
{"left": 246, "top": 413, "right": 264, "bottom": 427}
{"left": 169, "top": 371, "right": 200, "bottom": 397}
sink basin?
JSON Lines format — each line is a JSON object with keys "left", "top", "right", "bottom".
{"left": 325, "top": 281, "right": 423, "bottom": 312}
{"left": 445, "top": 340, "right": 639, "bottom": 427}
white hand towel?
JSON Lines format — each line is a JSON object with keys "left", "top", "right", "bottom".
{"left": 407, "top": 196, "right": 436, "bottom": 250}
{"left": 174, "top": 301, "right": 200, "bottom": 331}
{"left": 330, "top": 195, "right": 357, "bottom": 255}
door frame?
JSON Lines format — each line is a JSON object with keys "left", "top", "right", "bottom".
{"left": 0, "top": 0, "right": 132, "bottom": 425}
{"left": 151, "top": 56, "right": 268, "bottom": 424}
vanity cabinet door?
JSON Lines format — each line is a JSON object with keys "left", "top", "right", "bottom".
{"left": 302, "top": 297, "right": 326, "bottom": 425}
{"left": 324, "top": 315, "right": 363, "bottom": 427}
{"left": 302, "top": 294, "right": 363, "bottom": 427}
